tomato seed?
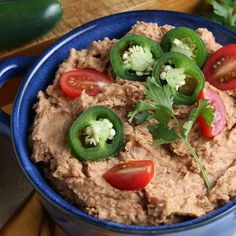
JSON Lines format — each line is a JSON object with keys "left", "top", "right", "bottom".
{"left": 219, "top": 77, "right": 224, "bottom": 83}
{"left": 220, "top": 57, "right": 225, "bottom": 63}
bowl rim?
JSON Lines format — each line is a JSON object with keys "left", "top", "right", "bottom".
{"left": 12, "top": 9, "right": 236, "bottom": 234}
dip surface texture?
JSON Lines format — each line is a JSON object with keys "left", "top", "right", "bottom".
{"left": 31, "top": 22, "right": 236, "bottom": 225}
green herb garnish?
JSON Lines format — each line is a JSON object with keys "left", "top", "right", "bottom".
{"left": 128, "top": 77, "right": 214, "bottom": 189}
{"left": 202, "top": 0, "right": 236, "bottom": 32}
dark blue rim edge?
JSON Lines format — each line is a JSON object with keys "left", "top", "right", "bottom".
{"left": 11, "top": 10, "right": 236, "bottom": 234}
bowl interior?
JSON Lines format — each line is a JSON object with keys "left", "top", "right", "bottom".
{"left": 12, "top": 10, "right": 236, "bottom": 233}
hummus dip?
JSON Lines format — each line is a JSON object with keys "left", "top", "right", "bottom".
{"left": 30, "top": 22, "right": 236, "bottom": 225}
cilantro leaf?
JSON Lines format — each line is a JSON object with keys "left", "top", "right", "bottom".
{"left": 128, "top": 101, "right": 155, "bottom": 123}
{"left": 148, "top": 124, "right": 180, "bottom": 145}
{"left": 211, "top": 0, "right": 229, "bottom": 18}
{"left": 220, "top": 0, "right": 236, "bottom": 7}
{"left": 183, "top": 100, "right": 214, "bottom": 138}
{"left": 152, "top": 107, "right": 174, "bottom": 124}
{"left": 211, "top": 1, "right": 236, "bottom": 28}
{"left": 202, "top": 0, "right": 236, "bottom": 32}
{"left": 145, "top": 77, "right": 175, "bottom": 123}
{"left": 134, "top": 111, "right": 152, "bottom": 124}
{"left": 145, "top": 77, "right": 174, "bottom": 112}
{"left": 128, "top": 77, "right": 175, "bottom": 124}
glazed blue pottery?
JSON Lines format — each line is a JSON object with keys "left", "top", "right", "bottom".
{"left": 1, "top": 10, "right": 236, "bottom": 236}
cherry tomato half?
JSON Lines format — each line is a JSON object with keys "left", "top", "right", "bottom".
{"left": 103, "top": 160, "right": 154, "bottom": 191}
{"left": 60, "top": 69, "right": 112, "bottom": 98}
{"left": 197, "top": 88, "right": 226, "bottom": 139}
{"left": 203, "top": 44, "right": 236, "bottom": 91}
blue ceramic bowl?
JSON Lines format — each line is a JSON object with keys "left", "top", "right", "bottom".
{"left": 1, "top": 10, "right": 236, "bottom": 236}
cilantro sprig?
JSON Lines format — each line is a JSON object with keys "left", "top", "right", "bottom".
{"left": 201, "top": 0, "right": 236, "bottom": 32}
{"left": 128, "top": 77, "right": 214, "bottom": 189}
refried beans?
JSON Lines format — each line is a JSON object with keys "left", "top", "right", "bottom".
{"left": 30, "top": 21, "right": 236, "bottom": 225}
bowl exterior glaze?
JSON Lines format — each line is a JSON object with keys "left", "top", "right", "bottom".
{"left": 42, "top": 198, "right": 236, "bottom": 236}
{"left": 1, "top": 10, "right": 236, "bottom": 236}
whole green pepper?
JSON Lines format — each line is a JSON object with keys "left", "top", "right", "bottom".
{"left": 110, "top": 34, "right": 163, "bottom": 81}
{"left": 69, "top": 105, "right": 124, "bottom": 161}
{"left": 0, "top": 0, "right": 63, "bottom": 50}
{"left": 160, "top": 27, "right": 208, "bottom": 68}
{"left": 152, "top": 52, "right": 205, "bottom": 105}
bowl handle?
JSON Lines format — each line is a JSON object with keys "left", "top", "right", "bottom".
{"left": 0, "top": 56, "right": 36, "bottom": 131}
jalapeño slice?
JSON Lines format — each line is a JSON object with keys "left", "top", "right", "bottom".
{"left": 69, "top": 105, "right": 124, "bottom": 161}
{"left": 160, "top": 27, "right": 208, "bottom": 67}
{"left": 110, "top": 34, "right": 163, "bottom": 81}
{"left": 152, "top": 52, "right": 205, "bottom": 105}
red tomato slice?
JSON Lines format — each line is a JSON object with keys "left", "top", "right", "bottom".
{"left": 60, "top": 69, "right": 112, "bottom": 98}
{"left": 103, "top": 160, "right": 154, "bottom": 191}
{"left": 203, "top": 44, "right": 236, "bottom": 91}
{"left": 197, "top": 88, "right": 227, "bottom": 139}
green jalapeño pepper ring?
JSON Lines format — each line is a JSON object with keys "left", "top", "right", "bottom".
{"left": 69, "top": 105, "right": 124, "bottom": 161}
{"left": 152, "top": 52, "right": 205, "bottom": 105}
{"left": 110, "top": 34, "right": 163, "bottom": 81}
{"left": 160, "top": 27, "right": 208, "bottom": 68}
